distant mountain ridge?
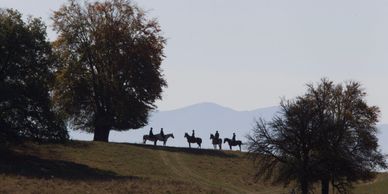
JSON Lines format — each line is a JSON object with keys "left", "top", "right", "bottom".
{"left": 69, "top": 102, "right": 388, "bottom": 153}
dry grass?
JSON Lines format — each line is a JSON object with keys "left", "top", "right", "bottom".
{"left": 0, "top": 141, "right": 385, "bottom": 194}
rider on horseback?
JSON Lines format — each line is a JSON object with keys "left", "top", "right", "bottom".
{"left": 160, "top": 128, "right": 165, "bottom": 140}
{"left": 232, "top": 132, "right": 236, "bottom": 143}
{"left": 215, "top": 130, "right": 220, "bottom": 140}
{"left": 192, "top": 130, "right": 195, "bottom": 139}
{"left": 149, "top": 127, "right": 154, "bottom": 138}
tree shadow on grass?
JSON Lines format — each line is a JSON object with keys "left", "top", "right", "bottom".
{"left": 121, "top": 142, "right": 239, "bottom": 158}
{"left": 0, "top": 150, "right": 140, "bottom": 181}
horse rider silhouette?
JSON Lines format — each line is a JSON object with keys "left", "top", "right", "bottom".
{"left": 160, "top": 128, "right": 165, "bottom": 139}
{"left": 192, "top": 130, "right": 195, "bottom": 138}
{"left": 215, "top": 130, "right": 220, "bottom": 140}
{"left": 232, "top": 132, "right": 236, "bottom": 143}
{"left": 149, "top": 127, "right": 154, "bottom": 138}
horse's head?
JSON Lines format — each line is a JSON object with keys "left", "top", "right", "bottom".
{"left": 223, "top": 138, "right": 228, "bottom": 143}
{"left": 210, "top": 134, "right": 214, "bottom": 139}
{"left": 184, "top": 133, "right": 188, "bottom": 138}
{"left": 171, "top": 133, "right": 175, "bottom": 138}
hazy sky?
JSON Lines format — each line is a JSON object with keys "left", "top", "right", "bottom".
{"left": 1, "top": 0, "right": 388, "bottom": 123}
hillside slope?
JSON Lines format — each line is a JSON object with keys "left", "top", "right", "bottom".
{"left": 1, "top": 141, "right": 387, "bottom": 194}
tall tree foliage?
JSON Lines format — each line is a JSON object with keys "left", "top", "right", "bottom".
{"left": 0, "top": 9, "right": 68, "bottom": 145}
{"left": 247, "top": 79, "right": 386, "bottom": 194}
{"left": 306, "top": 80, "right": 386, "bottom": 194}
{"left": 52, "top": 0, "right": 167, "bottom": 142}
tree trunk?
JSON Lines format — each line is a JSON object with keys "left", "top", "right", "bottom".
{"left": 301, "top": 180, "right": 309, "bottom": 194}
{"left": 93, "top": 126, "right": 110, "bottom": 142}
{"left": 93, "top": 112, "right": 112, "bottom": 142}
{"left": 321, "top": 178, "right": 329, "bottom": 194}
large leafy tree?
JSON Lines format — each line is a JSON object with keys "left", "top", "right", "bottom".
{"left": 0, "top": 9, "right": 68, "bottom": 145}
{"left": 52, "top": 0, "right": 167, "bottom": 142}
{"left": 306, "top": 80, "right": 386, "bottom": 194}
{"left": 247, "top": 79, "right": 386, "bottom": 194}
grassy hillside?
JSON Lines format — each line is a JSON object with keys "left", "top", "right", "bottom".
{"left": 0, "top": 141, "right": 386, "bottom": 194}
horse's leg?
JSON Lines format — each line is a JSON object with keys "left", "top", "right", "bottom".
{"left": 154, "top": 140, "right": 157, "bottom": 146}
{"left": 239, "top": 144, "right": 241, "bottom": 151}
{"left": 189, "top": 143, "right": 191, "bottom": 148}
{"left": 164, "top": 141, "right": 166, "bottom": 146}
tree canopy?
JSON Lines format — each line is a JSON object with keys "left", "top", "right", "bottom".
{"left": 0, "top": 9, "right": 68, "bottom": 145}
{"left": 52, "top": 0, "right": 167, "bottom": 142}
{"left": 247, "top": 79, "right": 386, "bottom": 194}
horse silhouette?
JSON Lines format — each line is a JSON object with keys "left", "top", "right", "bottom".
{"left": 184, "top": 133, "right": 202, "bottom": 148}
{"left": 143, "top": 133, "right": 174, "bottom": 146}
{"left": 223, "top": 138, "right": 242, "bottom": 151}
{"left": 143, "top": 134, "right": 157, "bottom": 145}
{"left": 210, "top": 134, "right": 222, "bottom": 150}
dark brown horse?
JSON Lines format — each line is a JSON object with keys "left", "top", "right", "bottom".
{"left": 184, "top": 133, "right": 202, "bottom": 148}
{"left": 143, "top": 133, "right": 174, "bottom": 146}
{"left": 224, "top": 138, "right": 242, "bottom": 151}
{"left": 143, "top": 134, "right": 157, "bottom": 145}
{"left": 210, "top": 134, "right": 222, "bottom": 150}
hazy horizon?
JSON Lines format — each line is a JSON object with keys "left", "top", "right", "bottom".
{"left": 69, "top": 102, "right": 388, "bottom": 154}
{"left": 2, "top": 0, "right": 387, "bottom": 123}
